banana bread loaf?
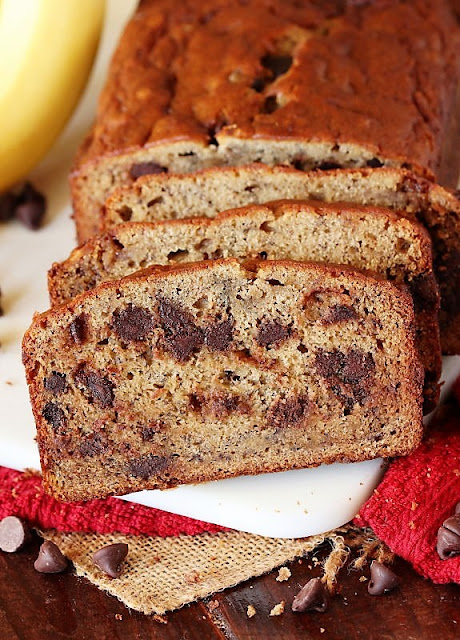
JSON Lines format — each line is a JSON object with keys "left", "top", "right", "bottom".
{"left": 23, "top": 259, "right": 423, "bottom": 502}
{"left": 70, "top": 0, "right": 460, "bottom": 241}
{"left": 48, "top": 199, "right": 441, "bottom": 412}
{"left": 104, "top": 165, "right": 460, "bottom": 355}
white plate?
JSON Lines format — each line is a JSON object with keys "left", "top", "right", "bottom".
{"left": 1, "top": 0, "right": 458, "bottom": 539}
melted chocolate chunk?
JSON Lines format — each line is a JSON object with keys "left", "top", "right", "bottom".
{"left": 322, "top": 304, "right": 357, "bottom": 325}
{"left": 292, "top": 578, "right": 329, "bottom": 613}
{"left": 75, "top": 366, "right": 114, "bottom": 408}
{"left": 366, "top": 157, "right": 384, "bottom": 168}
{"left": 69, "top": 314, "right": 87, "bottom": 344}
{"left": 157, "top": 298, "right": 203, "bottom": 361}
{"left": 205, "top": 319, "right": 233, "bottom": 351}
{"left": 79, "top": 433, "right": 108, "bottom": 457}
{"left": 130, "top": 162, "right": 167, "bottom": 180}
{"left": 315, "top": 348, "right": 375, "bottom": 409}
{"left": 191, "top": 391, "right": 247, "bottom": 419}
{"left": 257, "top": 321, "right": 290, "bottom": 347}
{"left": 42, "top": 402, "right": 66, "bottom": 431}
{"left": 437, "top": 514, "right": 460, "bottom": 560}
{"left": 267, "top": 395, "right": 309, "bottom": 429}
{"left": 261, "top": 54, "right": 292, "bottom": 79}
{"left": 92, "top": 543, "right": 128, "bottom": 579}
{"left": 44, "top": 372, "right": 66, "bottom": 395}
{"left": 34, "top": 541, "right": 67, "bottom": 574}
{"left": 128, "top": 454, "right": 170, "bottom": 480}
{"left": 368, "top": 561, "right": 399, "bottom": 595}
{"left": 112, "top": 304, "right": 155, "bottom": 342}
{"left": 409, "top": 274, "right": 439, "bottom": 313}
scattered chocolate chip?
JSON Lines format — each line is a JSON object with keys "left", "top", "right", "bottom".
{"left": 0, "top": 191, "right": 17, "bottom": 222}
{"left": 368, "top": 561, "right": 399, "bottom": 595}
{"left": 74, "top": 366, "right": 114, "bottom": 408}
{"left": 157, "top": 297, "right": 203, "bottom": 361}
{"left": 128, "top": 454, "right": 170, "bottom": 480}
{"left": 455, "top": 502, "right": 460, "bottom": 515}
{"left": 112, "top": 304, "right": 155, "bottom": 342}
{"left": 292, "top": 577, "right": 329, "bottom": 613}
{"left": 437, "top": 514, "right": 460, "bottom": 560}
{"left": 321, "top": 304, "right": 357, "bottom": 325}
{"left": 15, "top": 182, "right": 46, "bottom": 230}
{"left": 69, "top": 314, "right": 87, "bottom": 344}
{"left": 0, "top": 516, "right": 31, "bottom": 552}
{"left": 257, "top": 321, "right": 290, "bottom": 347}
{"left": 92, "top": 543, "right": 128, "bottom": 578}
{"left": 205, "top": 319, "right": 233, "bottom": 351}
{"left": 42, "top": 402, "right": 66, "bottom": 430}
{"left": 267, "top": 395, "right": 309, "bottom": 429}
{"left": 44, "top": 372, "right": 67, "bottom": 395}
{"left": 130, "top": 162, "right": 167, "bottom": 180}
{"left": 34, "top": 540, "right": 68, "bottom": 573}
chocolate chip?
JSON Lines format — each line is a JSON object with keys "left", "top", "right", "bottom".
{"left": 321, "top": 304, "right": 357, "bottom": 325}
{"left": 267, "top": 395, "right": 309, "bottom": 429}
{"left": 317, "top": 161, "right": 341, "bottom": 171}
{"left": 42, "top": 402, "right": 66, "bottom": 430}
{"left": 0, "top": 516, "right": 31, "bottom": 552}
{"left": 128, "top": 454, "right": 169, "bottom": 480}
{"left": 75, "top": 366, "right": 114, "bottom": 408}
{"left": 368, "top": 561, "right": 399, "bottom": 595}
{"left": 437, "top": 514, "right": 460, "bottom": 560}
{"left": 261, "top": 54, "right": 292, "bottom": 79}
{"left": 79, "top": 433, "right": 108, "bottom": 457}
{"left": 44, "top": 372, "right": 67, "bottom": 395}
{"left": 112, "top": 304, "right": 155, "bottom": 342}
{"left": 92, "top": 543, "right": 128, "bottom": 578}
{"left": 316, "top": 348, "right": 374, "bottom": 385}
{"left": 205, "top": 319, "right": 233, "bottom": 351}
{"left": 69, "top": 314, "right": 87, "bottom": 344}
{"left": 292, "top": 578, "right": 329, "bottom": 613}
{"left": 0, "top": 191, "right": 17, "bottom": 222}
{"left": 130, "top": 162, "right": 167, "bottom": 180}
{"left": 157, "top": 297, "right": 203, "bottom": 361}
{"left": 455, "top": 502, "right": 460, "bottom": 515}
{"left": 366, "top": 157, "right": 384, "bottom": 168}
{"left": 34, "top": 540, "right": 68, "bottom": 573}
{"left": 257, "top": 321, "right": 290, "bottom": 347}
{"left": 15, "top": 182, "right": 46, "bottom": 230}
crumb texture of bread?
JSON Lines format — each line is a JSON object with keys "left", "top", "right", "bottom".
{"left": 70, "top": 0, "right": 460, "bottom": 239}
{"left": 104, "top": 165, "right": 460, "bottom": 356}
{"left": 24, "top": 259, "right": 423, "bottom": 502}
{"left": 48, "top": 199, "right": 441, "bottom": 411}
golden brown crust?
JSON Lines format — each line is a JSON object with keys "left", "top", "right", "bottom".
{"left": 24, "top": 259, "right": 423, "bottom": 502}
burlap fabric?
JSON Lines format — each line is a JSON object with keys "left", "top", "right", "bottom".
{"left": 43, "top": 528, "right": 354, "bottom": 615}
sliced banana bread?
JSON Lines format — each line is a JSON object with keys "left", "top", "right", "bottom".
{"left": 104, "top": 165, "right": 460, "bottom": 355}
{"left": 48, "top": 200, "right": 441, "bottom": 412}
{"left": 24, "top": 259, "right": 423, "bottom": 502}
{"left": 70, "top": 0, "right": 460, "bottom": 241}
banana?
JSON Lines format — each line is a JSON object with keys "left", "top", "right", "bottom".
{"left": 0, "top": 0, "right": 105, "bottom": 192}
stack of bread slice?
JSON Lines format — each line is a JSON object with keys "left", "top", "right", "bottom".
{"left": 23, "top": 0, "right": 460, "bottom": 502}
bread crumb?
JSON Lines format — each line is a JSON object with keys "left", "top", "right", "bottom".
{"left": 359, "top": 576, "right": 368, "bottom": 582}
{"left": 411, "top": 501, "right": 418, "bottom": 511}
{"left": 247, "top": 605, "right": 256, "bottom": 618}
{"left": 115, "top": 614, "right": 123, "bottom": 621}
{"left": 320, "top": 628, "right": 325, "bottom": 633}
{"left": 153, "top": 614, "right": 168, "bottom": 624}
{"left": 408, "top": 520, "right": 416, "bottom": 530}
{"left": 276, "top": 567, "right": 291, "bottom": 582}
{"left": 208, "top": 599, "right": 219, "bottom": 611}
{"left": 270, "top": 601, "right": 285, "bottom": 616}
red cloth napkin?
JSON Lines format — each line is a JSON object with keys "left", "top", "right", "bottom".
{"left": 0, "top": 467, "right": 225, "bottom": 537}
{"left": 1, "top": 380, "right": 459, "bottom": 584}
{"left": 356, "top": 391, "right": 460, "bottom": 584}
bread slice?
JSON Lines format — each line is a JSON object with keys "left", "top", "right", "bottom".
{"left": 24, "top": 259, "right": 423, "bottom": 502}
{"left": 70, "top": 0, "right": 460, "bottom": 240}
{"left": 103, "top": 165, "right": 460, "bottom": 355}
{"left": 49, "top": 199, "right": 441, "bottom": 412}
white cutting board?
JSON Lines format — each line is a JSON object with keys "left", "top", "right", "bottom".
{"left": 0, "top": 0, "right": 459, "bottom": 539}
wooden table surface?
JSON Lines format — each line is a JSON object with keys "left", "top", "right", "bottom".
{"left": 0, "top": 531, "right": 459, "bottom": 639}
